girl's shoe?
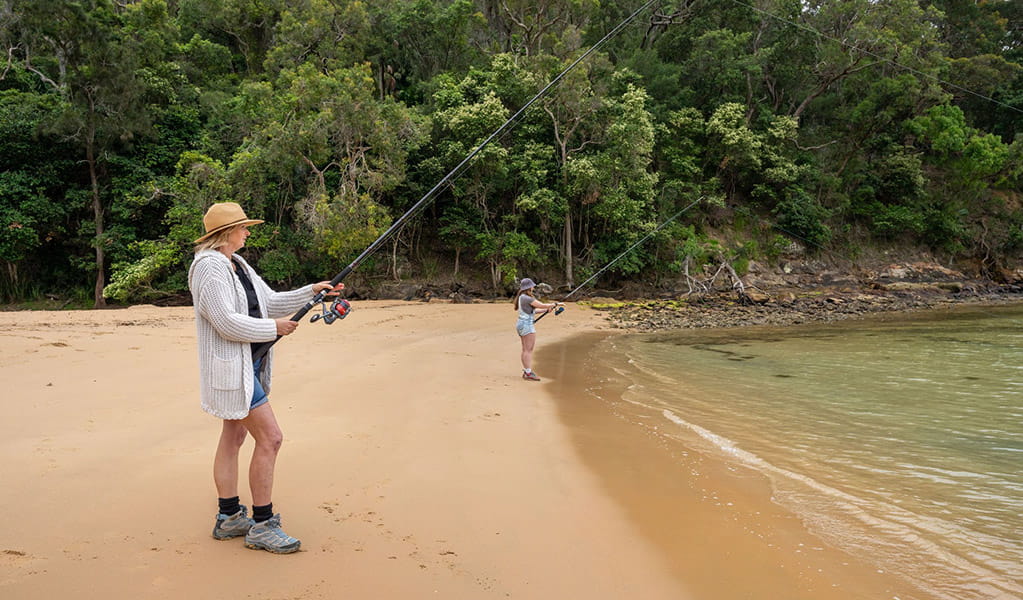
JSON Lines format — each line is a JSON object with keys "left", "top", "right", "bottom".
{"left": 522, "top": 371, "right": 541, "bottom": 381}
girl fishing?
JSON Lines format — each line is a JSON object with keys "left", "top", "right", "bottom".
{"left": 514, "top": 278, "right": 564, "bottom": 381}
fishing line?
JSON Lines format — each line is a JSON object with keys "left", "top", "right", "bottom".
{"left": 534, "top": 195, "right": 704, "bottom": 323}
{"left": 252, "top": 0, "right": 659, "bottom": 362}
{"left": 723, "top": 0, "right": 1023, "bottom": 116}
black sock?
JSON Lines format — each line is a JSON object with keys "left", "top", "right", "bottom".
{"left": 253, "top": 503, "right": 273, "bottom": 523}
{"left": 218, "top": 496, "right": 241, "bottom": 516}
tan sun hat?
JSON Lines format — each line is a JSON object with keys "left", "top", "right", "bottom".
{"left": 194, "top": 202, "right": 264, "bottom": 243}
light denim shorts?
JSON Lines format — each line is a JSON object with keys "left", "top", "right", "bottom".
{"left": 250, "top": 358, "right": 269, "bottom": 410}
{"left": 516, "top": 316, "right": 536, "bottom": 336}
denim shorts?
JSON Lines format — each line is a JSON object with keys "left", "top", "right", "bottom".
{"left": 516, "top": 316, "right": 536, "bottom": 336}
{"left": 250, "top": 358, "right": 269, "bottom": 410}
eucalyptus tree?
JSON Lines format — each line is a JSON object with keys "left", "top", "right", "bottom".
{"left": 919, "top": 0, "right": 1022, "bottom": 141}
{"left": 5, "top": 0, "right": 178, "bottom": 306}
{"left": 175, "top": 0, "right": 285, "bottom": 76}
{"left": 228, "top": 60, "right": 423, "bottom": 275}
{"left": 0, "top": 88, "right": 77, "bottom": 301}
{"left": 565, "top": 82, "right": 659, "bottom": 278}
{"left": 535, "top": 51, "right": 610, "bottom": 285}
{"left": 263, "top": 0, "right": 372, "bottom": 76}
{"left": 479, "top": 0, "right": 599, "bottom": 56}
{"left": 365, "top": 0, "right": 485, "bottom": 101}
{"left": 779, "top": 0, "right": 945, "bottom": 121}
{"left": 422, "top": 66, "right": 519, "bottom": 288}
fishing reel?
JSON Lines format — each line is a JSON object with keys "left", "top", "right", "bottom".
{"left": 310, "top": 297, "right": 352, "bottom": 325}
{"left": 534, "top": 302, "right": 565, "bottom": 323}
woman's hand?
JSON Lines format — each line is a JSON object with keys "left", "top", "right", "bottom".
{"left": 275, "top": 317, "right": 299, "bottom": 336}
{"left": 313, "top": 281, "right": 344, "bottom": 296}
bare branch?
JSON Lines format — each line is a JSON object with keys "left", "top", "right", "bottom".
{"left": 679, "top": 256, "right": 708, "bottom": 296}
{"left": 643, "top": 0, "right": 699, "bottom": 48}
{"left": 146, "top": 187, "right": 176, "bottom": 203}
{"left": 676, "top": 254, "right": 753, "bottom": 301}
{"left": 568, "top": 138, "right": 599, "bottom": 155}
{"left": 1, "top": 44, "right": 15, "bottom": 81}
{"left": 301, "top": 156, "right": 328, "bottom": 191}
{"left": 25, "top": 61, "right": 60, "bottom": 90}
{"left": 795, "top": 139, "right": 838, "bottom": 151}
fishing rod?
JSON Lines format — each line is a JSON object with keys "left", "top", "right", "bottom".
{"left": 533, "top": 195, "right": 704, "bottom": 323}
{"left": 252, "top": 0, "right": 658, "bottom": 363}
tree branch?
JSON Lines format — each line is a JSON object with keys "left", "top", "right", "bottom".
{"left": 795, "top": 139, "right": 838, "bottom": 151}
{"left": 24, "top": 61, "right": 60, "bottom": 90}
{"left": 1, "top": 44, "right": 15, "bottom": 81}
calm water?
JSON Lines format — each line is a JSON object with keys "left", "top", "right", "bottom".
{"left": 591, "top": 304, "right": 1023, "bottom": 600}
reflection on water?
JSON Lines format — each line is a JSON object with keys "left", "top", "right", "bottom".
{"left": 596, "top": 304, "right": 1023, "bottom": 600}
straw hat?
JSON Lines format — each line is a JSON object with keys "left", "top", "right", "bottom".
{"left": 194, "top": 202, "right": 264, "bottom": 243}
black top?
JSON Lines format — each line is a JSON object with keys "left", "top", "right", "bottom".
{"left": 232, "top": 258, "right": 269, "bottom": 363}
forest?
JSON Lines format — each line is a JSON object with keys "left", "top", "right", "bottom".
{"left": 1, "top": 0, "right": 1021, "bottom": 307}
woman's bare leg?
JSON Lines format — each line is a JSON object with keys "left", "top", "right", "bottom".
{"left": 214, "top": 420, "right": 248, "bottom": 498}
{"left": 242, "top": 402, "right": 283, "bottom": 506}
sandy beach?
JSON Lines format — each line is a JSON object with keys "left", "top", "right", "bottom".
{"left": 1, "top": 300, "right": 922, "bottom": 599}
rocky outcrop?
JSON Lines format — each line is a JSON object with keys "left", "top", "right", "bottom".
{"left": 593, "top": 258, "right": 1021, "bottom": 332}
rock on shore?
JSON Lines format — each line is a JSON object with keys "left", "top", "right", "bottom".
{"left": 592, "top": 259, "right": 1023, "bottom": 331}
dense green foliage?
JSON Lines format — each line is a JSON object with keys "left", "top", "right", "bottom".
{"left": 1, "top": 0, "right": 1020, "bottom": 305}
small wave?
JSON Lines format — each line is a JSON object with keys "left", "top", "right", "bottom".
{"left": 992, "top": 446, "right": 1023, "bottom": 454}
{"left": 660, "top": 409, "right": 1023, "bottom": 600}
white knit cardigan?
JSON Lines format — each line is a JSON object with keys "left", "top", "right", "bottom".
{"left": 188, "top": 250, "right": 315, "bottom": 419}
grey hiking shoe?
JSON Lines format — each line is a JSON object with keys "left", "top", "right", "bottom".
{"left": 212, "top": 506, "right": 254, "bottom": 540}
{"left": 244, "top": 514, "right": 301, "bottom": 554}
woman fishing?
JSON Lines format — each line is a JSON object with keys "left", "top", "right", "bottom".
{"left": 514, "top": 278, "right": 564, "bottom": 381}
{"left": 188, "top": 202, "right": 341, "bottom": 554}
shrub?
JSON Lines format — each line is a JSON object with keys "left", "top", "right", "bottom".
{"left": 773, "top": 187, "right": 832, "bottom": 249}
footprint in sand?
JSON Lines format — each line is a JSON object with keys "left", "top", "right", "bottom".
{"left": 318, "top": 501, "right": 347, "bottom": 523}
{"left": 3, "top": 549, "right": 29, "bottom": 560}
{"left": 1, "top": 549, "right": 47, "bottom": 583}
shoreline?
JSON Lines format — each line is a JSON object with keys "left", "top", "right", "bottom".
{"left": 599, "top": 288, "right": 1023, "bottom": 332}
{"left": 538, "top": 330, "right": 927, "bottom": 600}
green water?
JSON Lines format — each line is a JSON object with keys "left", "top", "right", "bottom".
{"left": 593, "top": 303, "right": 1023, "bottom": 600}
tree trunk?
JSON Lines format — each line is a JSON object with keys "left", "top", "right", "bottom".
{"left": 489, "top": 260, "right": 501, "bottom": 291}
{"left": 563, "top": 209, "right": 574, "bottom": 286}
{"left": 87, "top": 129, "right": 106, "bottom": 308}
{"left": 2, "top": 260, "right": 17, "bottom": 300}
{"left": 391, "top": 237, "right": 399, "bottom": 281}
